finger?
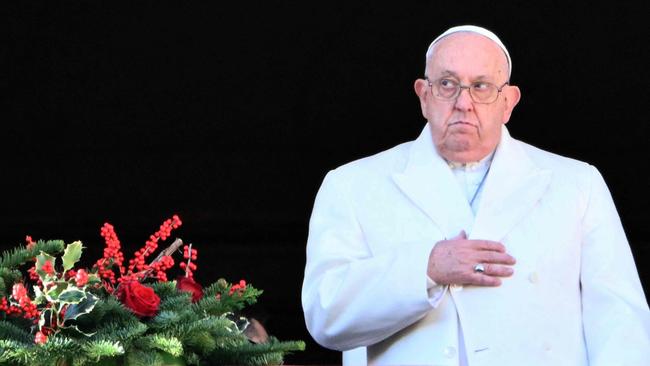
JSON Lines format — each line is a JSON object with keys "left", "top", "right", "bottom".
{"left": 471, "top": 240, "right": 506, "bottom": 252}
{"left": 468, "top": 273, "right": 502, "bottom": 287}
{"left": 479, "top": 251, "right": 517, "bottom": 265}
{"left": 482, "top": 263, "right": 514, "bottom": 277}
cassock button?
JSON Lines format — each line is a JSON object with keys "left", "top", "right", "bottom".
{"left": 543, "top": 342, "right": 552, "bottom": 351}
{"left": 443, "top": 346, "right": 456, "bottom": 359}
{"left": 528, "top": 272, "right": 539, "bottom": 284}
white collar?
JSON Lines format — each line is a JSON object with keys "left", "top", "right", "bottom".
{"left": 446, "top": 150, "right": 495, "bottom": 171}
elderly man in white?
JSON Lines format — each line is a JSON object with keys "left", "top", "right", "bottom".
{"left": 301, "top": 25, "right": 650, "bottom": 365}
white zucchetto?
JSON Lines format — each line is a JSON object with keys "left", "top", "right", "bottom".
{"left": 427, "top": 25, "right": 512, "bottom": 77}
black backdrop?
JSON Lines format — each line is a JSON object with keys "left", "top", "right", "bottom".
{"left": 4, "top": 2, "right": 649, "bottom": 364}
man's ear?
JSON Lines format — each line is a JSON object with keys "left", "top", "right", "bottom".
{"left": 501, "top": 85, "right": 521, "bottom": 124}
{"left": 414, "top": 79, "right": 429, "bottom": 118}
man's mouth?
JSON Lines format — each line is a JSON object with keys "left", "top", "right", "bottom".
{"left": 449, "top": 121, "right": 476, "bottom": 127}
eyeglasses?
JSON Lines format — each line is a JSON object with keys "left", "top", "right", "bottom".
{"left": 425, "top": 77, "right": 509, "bottom": 104}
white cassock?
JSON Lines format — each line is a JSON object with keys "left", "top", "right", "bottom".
{"left": 302, "top": 124, "right": 650, "bottom": 366}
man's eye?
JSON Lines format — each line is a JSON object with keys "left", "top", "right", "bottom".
{"left": 472, "top": 82, "right": 490, "bottom": 90}
{"left": 439, "top": 79, "right": 458, "bottom": 88}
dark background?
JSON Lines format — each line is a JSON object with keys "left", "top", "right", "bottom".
{"left": 4, "top": 2, "right": 649, "bottom": 364}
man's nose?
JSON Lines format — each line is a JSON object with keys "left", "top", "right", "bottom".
{"left": 454, "top": 87, "right": 474, "bottom": 111}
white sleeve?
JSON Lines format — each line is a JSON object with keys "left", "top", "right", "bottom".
{"left": 427, "top": 276, "right": 447, "bottom": 307}
{"left": 301, "top": 171, "right": 443, "bottom": 351}
{"left": 580, "top": 166, "right": 650, "bottom": 365}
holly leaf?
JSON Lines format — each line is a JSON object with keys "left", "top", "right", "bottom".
{"left": 39, "top": 308, "right": 53, "bottom": 329}
{"left": 64, "top": 293, "right": 98, "bottom": 321}
{"left": 32, "top": 285, "right": 45, "bottom": 304}
{"left": 62, "top": 241, "right": 83, "bottom": 271}
{"left": 44, "top": 282, "right": 69, "bottom": 302}
{"left": 61, "top": 324, "right": 97, "bottom": 337}
{"left": 58, "top": 288, "right": 86, "bottom": 304}
{"left": 35, "top": 252, "right": 57, "bottom": 280}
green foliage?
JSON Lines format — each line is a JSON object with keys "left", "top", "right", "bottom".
{"left": 82, "top": 340, "right": 125, "bottom": 360}
{"left": 184, "top": 352, "right": 200, "bottom": 365}
{"left": 65, "top": 293, "right": 99, "bottom": 322}
{"left": 208, "top": 337, "right": 306, "bottom": 366}
{"left": 90, "top": 319, "right": 147, "bottom": 344}
{"left": 134, "top": 334, "right": 183, "bottom": 357}
{"left": 0, "top": 338, "right": 31, "bottom": 365}
{"left": 0, "top": 268, "right": 23, "bottom": 297}
{"left": 158, "top": 292, "right": 192, "bottom": 313}
{"left": 191, "top": 282, "right": 263, "bottom": 320}
{"left": 184, "top": 330, "right": 216, "bottom": 354}
{"left": 35, "top": 251, "right": 57, "bottom": 280}
{"left": 0, "top": 240, "right": 64, "bottom": 270}
{"left": 62, "top": 241, "right": 83, "bottom": 271}
{"left": 85, "top": 297, "right": 137, "bottom": 325}
{"left": 150, "top": 281, "right": 178, "bottom": 298}
{"left": 0, "top": 321, "right": 32, "bottom": 344}
{"left": 124, "top": 350, "right": 162, "bottom": 366}
{"left": 58, "top": 288, "right": 86, "bottom": 304}
{"left": 36, "top": 335, "right": 80, "bottom": 357}
{"left": 1, "top": 237, "right": 304, "bottom": 366}
{"left": 200, "top": 281, "right": 223, "bottom": 298}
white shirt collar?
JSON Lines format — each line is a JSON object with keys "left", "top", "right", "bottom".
{"left": 446, "top": 150, "right": 495, "bottom": 171}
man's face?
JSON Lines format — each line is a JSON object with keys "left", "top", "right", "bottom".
{"left": 414, "top": 33, "right": 520, "bottom": 163}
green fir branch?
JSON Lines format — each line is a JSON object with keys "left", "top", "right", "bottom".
{"left": 28, "top": 335, "right": 80, "bottom": 366}
{"left": 147, "top": 310, "right": 181, "bottom": 330}
{"left": 208, "top": 337, "right": 306, "bottom": 366}
{"left": 0, "top": 240, "right": 64, "bottom": 269}
{"left": 200, "top": 282, "right": 222, "bottom": 298}
{"left": 0, "top": 267, "right": 22, "bottom": 281}
{"left": 183, "top": 352, "right": 200, "bottom": 365}
{"left": 149, "top": 281, "right": 178, "bottom": 298}
{"left": 0, "top": 268, "right": 23, "bottom": 295}
{"left": 158, "top": 292, "right": 192, "bottom": 312}
{"left": 184, "top": 329, "right": 217, "bottom": 355}
{"left": 133, "top": 334, "right": 183, "bottom": 357}
{"left": 71, "top": 298, "right": 139, "bottom": 339}
{"left": 192, "top": 295, "right": 231, "bottom": 317}
{"left": 147, "top": 308, "right": 200, "bottom": 334}
{"left": 0, "top": 339, "right": 31, "bottom": 366}
{"left": 0, "top": 317, "right": 35, "bottom": 336}
{"left": 208, "top": 319, "right": 250, "bottom": 353}
{"left": 213, "top": 286, "right": 262, "bottom": 313}
{"left": 192, "top": 290, "right": 262, "bottom": 317}
{"left": 245, "top": 353, "right": 284, "bottom": 366}
{"left": 0, "top": 321, "right": 32, "bottom": 344}
{"left": 81, "top": 340, "right": 125, "bottom": 362}
{"left": 124, "top": 349, "right": 174, "bottom": 366}
{"left": 86, "top": 297, "right": 137, "bottom": 324}
{"left": 179, "top": 316, "right": 238, "bottom": 342}
{"left": 90, "top": 319, "right": 148, "bottom": 345}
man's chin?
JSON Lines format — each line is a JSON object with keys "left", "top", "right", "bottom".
{"left": 439, "top": 137, "right": 489, "bottom": 161}
{"left": 446, "top": 137, "right": 475, "bottom": 152}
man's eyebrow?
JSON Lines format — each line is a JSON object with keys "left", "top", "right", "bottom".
{"left": 431, "top": 71, "right": 498, "bottom": 83}
{"left": 439, "top": 70, "right": 459, "bottom": 78}
{"left": 437, "top": 71, "right": 491, "bottom": 80}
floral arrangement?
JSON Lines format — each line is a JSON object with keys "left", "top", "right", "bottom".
{"left": 0, "top": 215, "right": 304, "bottom": 366}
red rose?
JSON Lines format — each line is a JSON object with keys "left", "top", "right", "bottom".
{"left": 118, "top": 281, "right": 160, "bottom": 317}
{"left": 176, "top": 276, "right": 203, "bottom": 302}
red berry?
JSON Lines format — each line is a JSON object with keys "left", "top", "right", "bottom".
{"left": 34, "top": 331, "right": 48, "bottom": 344}
{"left": 75, "top": 269, "right": 89, "bottom": 287}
